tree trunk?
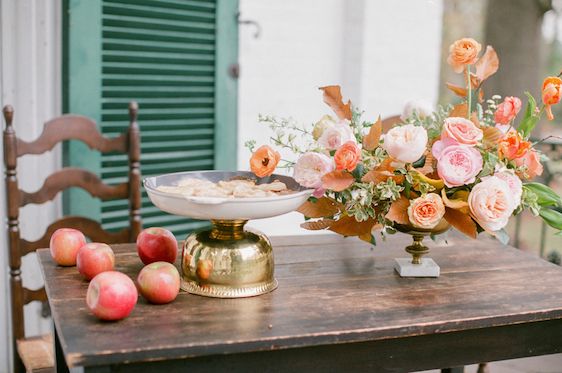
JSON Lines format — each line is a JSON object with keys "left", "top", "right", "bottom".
{"left": 484, "top": 0, "right": 551, "bottom": 99}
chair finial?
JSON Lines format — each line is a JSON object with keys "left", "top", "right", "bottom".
{"left": 128, "top": 101, "right": 138, "bottom": 123}
{"left": 3, "top": 105, "right": 14, "bottom": 128}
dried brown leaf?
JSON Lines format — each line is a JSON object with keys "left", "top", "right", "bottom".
{"left": 319, "top": 85, "right": 352, "bottom": 120}
{"left": 362, "top": 116, "right": 382, "bottom": 151}
{"left": 415, "top": 151, "right": 435, "bottom": 175}
{"left": 449, "top": 103, "right": 468, "bottom": 118}
{"left": 329, "top": 215, "right": 376, "bottom": 237}
{"left": 446, "top": 82, "right": 467, "bottom": 98}
{"left": 444, "top": 207, "right": 477, "bottom": 239}
{"left": 297, "top": 197, "right": 340, "bottom": 218}
{"left": 300, "top": 219, "right": 334, "bottom": 230}
{"left": 475, "top": 46, "right": 499, "bottom": 82}
{"left": 441, "top": 189, "right": 469, "bottom": 214}
{"left": 322, "top": 170, "right": 355, "bottom": 192}
{"left": 482, "top": 126, "right": 503, "bottom": 147}
{"left": 385, "top": 195, "right": 410, "bottom": 225}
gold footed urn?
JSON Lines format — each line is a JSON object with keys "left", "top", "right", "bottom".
{"left": 394, "top": 220, "right": 450, "bottom": 277}
{"left": 180, "top": 220, "right": 277, "bottom": 298}
{"left": 143, "top": 171, "right": 314, "bottom": 298}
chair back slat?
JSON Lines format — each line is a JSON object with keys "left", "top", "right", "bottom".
{"left": 127, "top": 102, "right": 142, "bottom": 241}
{"left": 2, "top": 103, "right": 141, "bottom": 373}
{"left": 23, "top": 288, "right": 47, "bottom": 306}
{"left": 16, "top": 115, "right": 127, "bottom": 157}
{"left": 19, "top": 168, "right": 128, "bottom": 207}
{"left": 20, "top": 216, "right": 132, "bottom": 256}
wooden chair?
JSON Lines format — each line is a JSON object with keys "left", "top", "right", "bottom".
{"left": 2, "top": 103, "right": 142, "bottom": 373}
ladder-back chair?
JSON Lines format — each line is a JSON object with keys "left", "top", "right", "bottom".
{"left": 2, "top": 102, "right": 142, "bottom": 373}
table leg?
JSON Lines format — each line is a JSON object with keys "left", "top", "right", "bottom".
{"left": 442, "top": 368, "right": 464, "bottom": 373}
{"left": 54, "top": 325, "right": 70, "bottom": 373}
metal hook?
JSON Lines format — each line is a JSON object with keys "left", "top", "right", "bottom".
{"left": 237, "top": 12, "right": 261, "bottom": 39}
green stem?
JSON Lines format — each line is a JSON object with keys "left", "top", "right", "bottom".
{"left": 466, "top": 65, "right": 472, "bottom": 119}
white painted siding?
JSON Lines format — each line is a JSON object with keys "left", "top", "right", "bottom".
{"left": 0, "top": 1, "right": 61, "bottom": 371}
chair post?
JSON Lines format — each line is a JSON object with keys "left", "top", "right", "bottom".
{"left": 3, "top": 105, "right": 25, "bottom": 373}
{"left": 127, "top": 101, "right": 142, "bottom": 241}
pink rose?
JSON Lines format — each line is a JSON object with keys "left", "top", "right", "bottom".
{"left": 468, "top": 176, "right": 516, "bottom": 232}
{"left": 494, "top": 96, "right": 522, "bottom": 125}
{"left": 514, "top": 150, "right": 543, "bottom": 179}
{"left": 293, "top": 152, "right": 334, "bottom": 189}
{"left": 491, "top": 171, "right": 522, "bottom": 208}
{"left": 407, "top": 193, "right": 446, "bottom": 229}
{"left": 317, "top": 119, "right": 356, "bottom": 150}
{"left": 441, "top": 117, "right": 483, "bottom": 145}
{"left": 382, "top": 124, "right": 428, "bottom": 163}
{"left": 436, "top": 145, "right": 483, "bottom": 187}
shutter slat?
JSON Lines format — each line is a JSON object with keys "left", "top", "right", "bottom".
{"left": 100, "top": 0, "right": 217, "bottom": 238}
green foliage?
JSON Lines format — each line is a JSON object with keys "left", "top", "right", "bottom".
{"left": 519, "top": 187, "right": 540, "bottom": 216}
{"left": 523, "top": 183, "right": 562, "bottom": 208}
{"left": 539, "top": 207, "right": 562, "bottom": 231}
{"left": 479, "top": 152, "right": 499, "bottom": 178}
{"left": 244, "top": 140, "right": 256, "bottom": 153}
{"left": 405, "top": 104, "right": 452, "bottom": 139}
{"left": 518, "top": 92, "right": 540, "bottom": 139}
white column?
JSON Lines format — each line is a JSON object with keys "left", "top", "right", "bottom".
{"left": 0, "top": 1, "right": 62, "bottom": 371}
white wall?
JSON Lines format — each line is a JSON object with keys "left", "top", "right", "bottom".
{"left": 238, "top": 0, "right": 444, "bottom": 236}
{"left": 0, "top": 1, "right": 62, "bottom": 372}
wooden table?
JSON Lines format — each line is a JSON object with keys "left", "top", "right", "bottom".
{"left": 38, "top": 234, "right": 562, "bottom": 372}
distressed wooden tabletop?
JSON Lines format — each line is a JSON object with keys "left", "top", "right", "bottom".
{"left": 38, "top": 233, "right": 562, "bottom": 371}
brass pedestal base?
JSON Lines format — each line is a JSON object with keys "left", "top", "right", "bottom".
{"left": 180, "top": 220, "right": 278, "bottom": 298}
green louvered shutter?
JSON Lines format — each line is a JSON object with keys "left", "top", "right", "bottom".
{"left": 63, "top": 0, "right": 238, "bottom": 239}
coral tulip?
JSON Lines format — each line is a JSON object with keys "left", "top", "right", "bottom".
{"left": 542, "top": 76, "right": 562, "bottom": 121}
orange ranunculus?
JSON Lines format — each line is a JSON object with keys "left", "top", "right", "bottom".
{"left": 447, "top": 38, "right": 482, "bottom": 73}
{"left": 542, "top": 76, "right": 562, "bottom": 120}
{"left": 250, "top": 145, "right": 280, "bottom": 178}
{"left": 334, "top": 141, "right": 361, "bottom": 172}
{"left": 514, "top": 150, "right": 543, "bottom": 179}
{"left": 497, "top": 129, "right": 531, "bottom": 160}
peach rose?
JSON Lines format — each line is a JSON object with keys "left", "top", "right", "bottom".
{"left": 317, "top": 119, "right": 356, "bottom": 151}
{"left": 494, "top": 96, "right": 522, "bottom": 125}
{"left": 407, "top": 193, "right": 446, "bottom": 229}
{"left": 542, "top": 76, "right": 562, "bottom": 121}
{"left": 293, "top": 152, "right": 334, "bottom": 189}
{"left": 447, "top": 38, "right": 482, "bottom": 73}
{"left": 493, "top": 170, "right": 523, "bottom": 208}
{"left": 514, "top": 150, "right": 543, "bottom": 179}
{"left": 436, "top": 145, "right": 483, "bottom": 187}
{"left": 441, "top": 117, "right": 483, "bottom": 145}
{"left": 334, "top": 141, "right": 361, "bottom": 172}
{"left": 468, "top": 176, "right": 516, "bottom": 232}
{"left": 250, "top": 145, "right": 280, "bottom": 178}
{"left": 497, "top": 129, "right": 531, "bottom": 160}
{"left": 382, "top": 124, "right": 428, "bottom": 164}
{"left": 312, "top": 115, "right": 337, "bottom": 140}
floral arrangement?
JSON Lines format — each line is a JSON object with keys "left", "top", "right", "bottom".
{"left": 247, "top": 38, "right": 562, "bottom": 244}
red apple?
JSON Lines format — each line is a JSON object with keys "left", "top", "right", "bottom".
{"left": 77, "top": 243, "right": 115, "bottom": 280}
{"left": 49, "top": 228, "right": 87, "bottom": 266}
{"left": 136, "top": 227, "right": 178, "bottom": 265}
{"left": 137, "top": 262, "right": 180, "bottom": 304}
{"left": 86, "top": 271, "right": 137, "bottom": 321}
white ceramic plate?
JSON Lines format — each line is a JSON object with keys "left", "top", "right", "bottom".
{"left": 144, "top": 171, "right": 314, "bottom": 220}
